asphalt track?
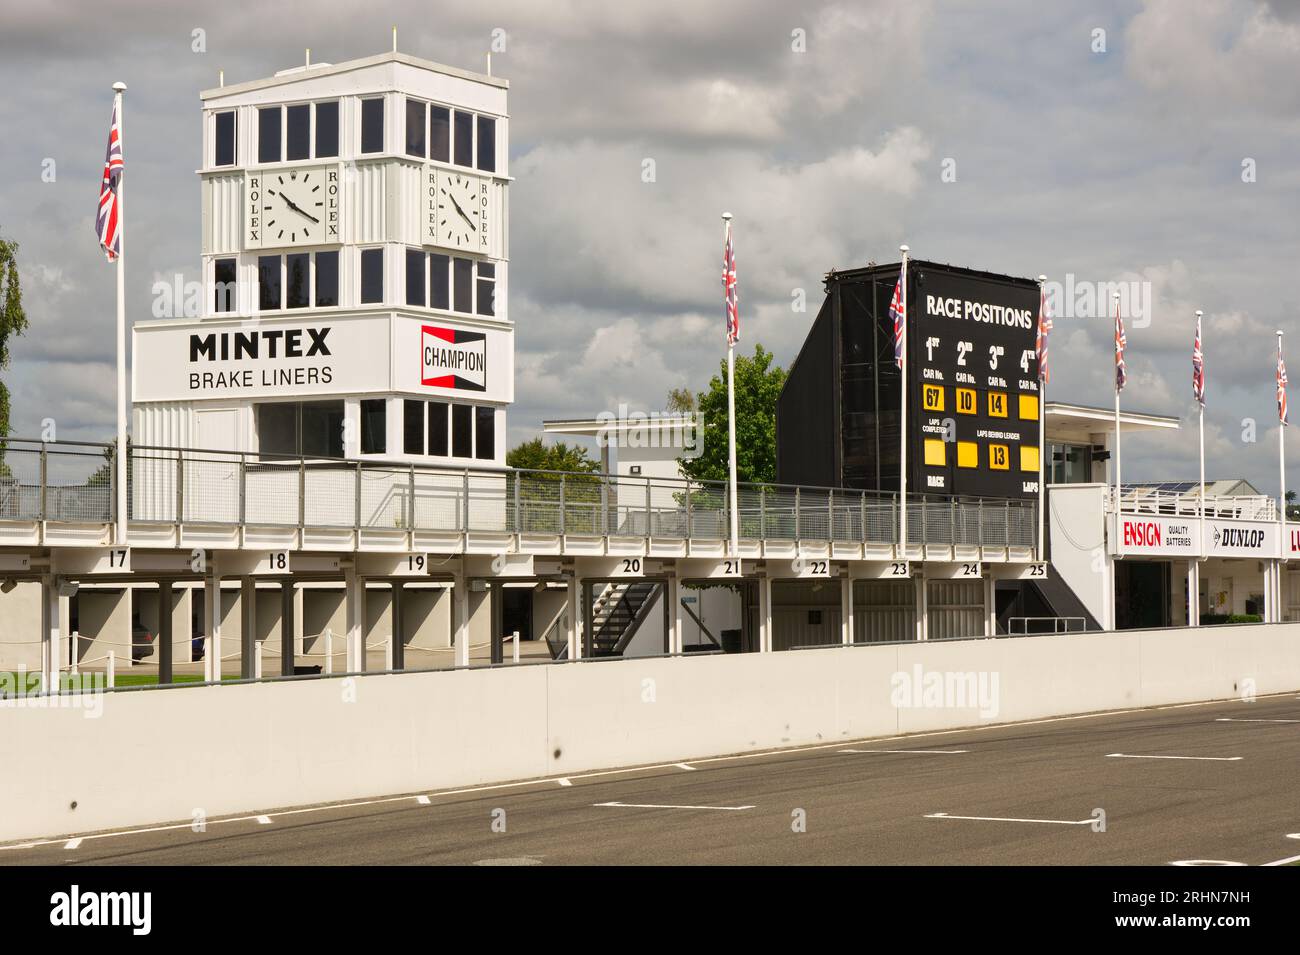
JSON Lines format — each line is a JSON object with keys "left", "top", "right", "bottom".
{"left": 4, "top": 694, "right": 1299, "bottom": 865}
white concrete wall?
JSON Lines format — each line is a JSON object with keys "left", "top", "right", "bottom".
{"left": 1047, "top": 483, "right": 1110, "bottom": 623}
{"left": 2, "top": 621, "right": 1298, "bottom": 843}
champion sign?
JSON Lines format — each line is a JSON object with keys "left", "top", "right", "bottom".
{"left": 421, "top": 325, "right": 487, "bottom": 392}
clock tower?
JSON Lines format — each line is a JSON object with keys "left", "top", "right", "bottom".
{"left": 132, "top": 50, "right": 512, "bottom": 470}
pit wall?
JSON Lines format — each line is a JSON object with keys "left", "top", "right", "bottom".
{"left": 2, "top": 621, "right": 1296, "bottom": 843}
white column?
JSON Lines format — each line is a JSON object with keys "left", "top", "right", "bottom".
{"left": 565, "top": 574, "right": 579, "bottom": 660}
{"left": 668, "top": 576, "right": 682, "bottom": 654}
{"left": 205, "top": 570, "right": 221, "bottom": 683}
{"left": 43, "top": 576, "right": 61, "bottom": 694}
{"left": 759, "top": 574, "right": 772, "bottom": 652}
{"left": 1186, "top": 561, "right": 1197, "bottom": 627}
{"left": 453, "top": 574, "right": 470, "bottom": 667}
{"left": 241, "top": 576, "right": 256, "bottom": 679}
{"left": 984, "top": 574, "right": 996, "bottom": 637}
{"left": 344, "top": 566, "right": 363, "bottom": 672}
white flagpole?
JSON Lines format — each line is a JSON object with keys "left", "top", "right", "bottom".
{"left": 1279, "top": 329, "right": 1286, "bottom": 537}
{"left": 1196, "top": 309, "right": 1205, "bottom": 554}
{"left": 113, "top": 81, "right": 128, "bottom": 547}
{"left": 898, "top": 244, "right": 909, "bottom": 555}
{"left": 723, "top": 213, "right": 739, "bottom": 557}
{"left": 1037, "top": 275, "right": 1047, "bottom": 561}
{"left": 1113, "top": 292, "right": 1122, "bottom": 549}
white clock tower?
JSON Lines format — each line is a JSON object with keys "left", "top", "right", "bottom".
{"left": 132, "top": 50, "right": 512, "bottom": 473}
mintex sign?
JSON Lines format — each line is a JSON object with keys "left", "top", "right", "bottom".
{"left": 421, "top": 326, "right": 486, "bottom": 392}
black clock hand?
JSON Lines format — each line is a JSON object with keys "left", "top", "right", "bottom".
{"left": 448, "top": 194, "right": 477, "bottom": 231}
{"left": 280, "top": 193, "right": 321, "bottom": 224}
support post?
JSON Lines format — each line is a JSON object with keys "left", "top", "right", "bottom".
{"left": 667, "top": 575, "right": 681, "bottom": 654}
{"left": 204, "top": 568, "right": 221, "bottom": 683}
{"left": 566, "top": 573, "right": 579, "bottom": 660}
{"left": 915, "top": 574, "right": 928, "bottom": 641}
{"left": 759, "top": 574, "right": 773, "bottom": 653}
{"left": 280, "top": 580, "right": 295, "bottom": 676}
{"left": 840, "top": 574, "right": 852, "bottom": 646}
{"left": 490, "top": 581, "right": 504, "bottom": 665}
{"left": 453, "top": 575, "right": 469, "bottom": 668}
{"left": 158, "top": 579, "right": 174, "bottom": 685}
{"left": 984, "top": 573, "right": 996, "bottom": 637}
{"left": 240, "top": 576, "right": 256, "bottom": 680}
{"left": 391, "top": 581, "right": 404, "bottom": 670}
{"left": 344, "top": 565, "right": 363, "bottom": 672}
{"left": 42, "top": 575, "right": 60, "bottom": 694}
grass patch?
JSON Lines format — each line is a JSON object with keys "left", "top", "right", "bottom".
{"left": 1, "top": 671, "right": 241, "bottom": 695}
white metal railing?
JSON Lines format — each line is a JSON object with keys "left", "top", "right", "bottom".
{"left": 1105, "top": 485, "right": 1277, "bottom": 522}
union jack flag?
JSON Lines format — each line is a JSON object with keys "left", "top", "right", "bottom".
{"left": 96, "top": 100, "right": 124, "bottom": 261}
{"left": 722, "top": 221, "right": 738, "bottom": 345}
{"left": 889, "top": 267, "right": 905, "bottom": 369}
{"left": 1192, "top": 314, "right": 1205, "bottom": 406}
{"left": 1114, "top": 300, "right": 1127, "bottom": 393}
{"left": 1036, "top": 286, "right": 1053, "bottom": 384}
{"left": 1278, "top": 342, "right": 1288, "bottom": 426}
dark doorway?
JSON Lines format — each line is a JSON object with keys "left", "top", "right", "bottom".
{"left": 1115, "top": 560, "right": 1171, "bottom": 630}
{"left": 502, "top": 586, "right": 533, "bottom": 642}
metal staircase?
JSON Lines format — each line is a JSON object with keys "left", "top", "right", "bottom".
{"left": 589, "top": 581, "right": 659, "bottom": 657}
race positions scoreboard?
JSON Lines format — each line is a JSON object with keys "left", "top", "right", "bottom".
{"left": 909, "top": 264, "right": 1041, "bottom": 500}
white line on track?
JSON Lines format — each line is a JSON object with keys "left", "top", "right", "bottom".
{"left": 256, "top": 815, "right": 272, "bottom": 825}
{"left": 63, "top": 838, "right": 82, "bottom": 850}
{"left": 675, "top": 763, "right": 696, "bottom": 771}
{"left": 1263, "top": 854, "right": 1300, "bottom": 866}
{"left": 5, "top": 691, "right": 1292, "bottom": 853}
{"left": 925, "top": 812, "right": 1094, "bottom": 826}
{"left": 594, "top": 801, "right": 754, "bottom": 812}
{"left": 841, "top": 748, "right": 969, "bottom": 755}
{"left": 1106, "top": 753, "right": 1242, "bottom": 761}
{"left": 556, "top": 778, "right": 572, "bottom": 787}
{"left": 415, "top": 795, "right": 431, "bottom": 805}
{"left": 1214, "top": 717, "right": 1300, "bottom": 723}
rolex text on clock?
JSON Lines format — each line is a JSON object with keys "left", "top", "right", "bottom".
{"left": 246, "top": 164, "right": 341, "bottom": 249}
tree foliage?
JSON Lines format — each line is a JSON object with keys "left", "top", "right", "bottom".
{"left": 0, "top": 232, "right": 30, "bottom": 439}
{"left": 506, "top": 437, "right": 600, "bottom": 474}
{"left": 676, "top": 343, "right": 786, "bottom": 486}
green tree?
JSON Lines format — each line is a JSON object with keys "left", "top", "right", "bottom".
{"left": 0, "top": 232, "right": 30, "bottom": 439}
{"left": 506, "top": 437, "right": 599, "bottom": 473}
{"left": 676, "top": 343, "right": 785, "bottom": 485}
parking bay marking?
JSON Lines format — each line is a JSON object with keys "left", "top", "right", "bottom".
{"left": 925, "top": 812, "right": 1094, "bottom": 826}
{"left": 1106, "top": 753, "right": 1242, "bottom": 761}
{"left": 594, "top": 801, "right": 755, "bottom": 812}
{"left": 841, "top": 748, "right": 969, "bottom": 755}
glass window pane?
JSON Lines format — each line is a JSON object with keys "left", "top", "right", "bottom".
{"left": 286, "top": 103, "right": 310, "bottom": 161}
{"left": 476, "top": 116, "right": 496, "bottom": 172}
{"left": 477, "top": 262, "right": 495, "bottom": 278}
{"left": 314, "top": 100, "right": 339, "bottom": 157}
{"left": 258, "top": 106, "right": 281, "bottom": 163}
{"left": 302, "top": 401, "right": 344, "bottom": 458}
{"left": 258, "top": 255, "right": 281, "bottom": 311}
{"left": 286, "top": 253, "right": 310, "bottom": 308}
{"left": 403, "top": 400, "right": 424, "bottom": 455}
{"left": 453, "top": 258, "right": 473, "bottom": 313}
{"left": 476, "top": 278, "right": 494, "bottom": 316}
{"left": 361, "top": 98, "right": 384, "bottom": 154}
{"left": 475, "top": 406, "right": 494, "bottom": 460}
{"left": 213, "top": 258, "right": 237, "bottom": 313}
{"left": 429, "top": 106, "right": 450, "bottom": 163}
{"left": 405, "top": 97, "right": 426, "bottom": 157}
{"left": 405, "top": 248, "right": 426, "bottom": 306}
{"left": 429, "top": 254, "right": 449, "bottom": 310}
{"left": 428, "top": 402, "right": 448, "bottom": 456}
{"left": 360, "top": 399, "right": 387, "bottom": 454}
{"left": 257, "top": 403, "right": 298, "bottom": 457}
{"left": 214, "top": 111, "right": 236, "bottom": 166}
{"left": 360, "top": 248, "right": 384, "bottom": 304}
{"left": 453, "top": 111, "right": 473, "bottom": 167}
{"left": 314, "top": 250, "right": 338, "bottom": 307}
{"left": 451, "top": 403, "right": 472, "bottom": 458}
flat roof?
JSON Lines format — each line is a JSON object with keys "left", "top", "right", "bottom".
{"left": 542, "top": 415, "right": 697, "bottom": 437}
{"left": 200, "top": 50, "right": 507, "bottom": 101}
{"left": 1046, "top": 401, "right": 1180, "bottom": 433}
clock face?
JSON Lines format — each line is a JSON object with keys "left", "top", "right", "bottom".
{"left": 245, "top": 164, "right": 340, "bottom": 249}
{"left": 427, "top": 168, "right": 492, "bottom": 253}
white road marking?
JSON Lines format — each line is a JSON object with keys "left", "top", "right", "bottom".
{"left": 63, "top": 838, "right": 82, "bottom": 850}
{"left": 1214, "top": 717, "right": 1300, "bottom": 723}
{"left": 415, "top": 795, "right": 431, "bottom": 805}
{"left": 841, "top": 748, "right": 969, "bottom": 755}
{"left": 256, "top": 815, "right": 272, "bottom": 825}
{"left": 1106, "top": 753, "right": 1242, "bottom": 761}
{"left": 556, "top": 778, "right": 572, "bottom": 787}
{"left": 925, "top": 812, "right": 1094, "bottom": 826}
{"left": 594, "top": 801, "right": 754, "bottom": 812}
{"left": 1263, "top": 853, "right": 1300, "bottom": 866}
{"left": 675, "top": 763, "right": 696, "bottom": 771}
{"left": 4, "top": 691, "right": 1292, "bottom": 854}
{"left": 1286, "top": 833, "right": 1300, "bottom": 840}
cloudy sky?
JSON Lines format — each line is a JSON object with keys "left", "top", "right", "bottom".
{"left": 1, "top": 0, "right": 1298, "bottom": 492}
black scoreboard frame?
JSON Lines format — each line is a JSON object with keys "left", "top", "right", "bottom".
{"left": 776, "top": 258, "right": 1042, "bottom": 502}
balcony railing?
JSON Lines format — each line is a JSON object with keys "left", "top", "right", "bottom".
{"left": 0, "top": 439, "right": 1037, "bottom": 549}
{"left": 1105, "top": 485, "right": 1277, "bottom": 522}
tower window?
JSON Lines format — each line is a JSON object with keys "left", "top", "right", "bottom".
{"left": 361, "top": 98, "right": 385, "bottom": 154}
